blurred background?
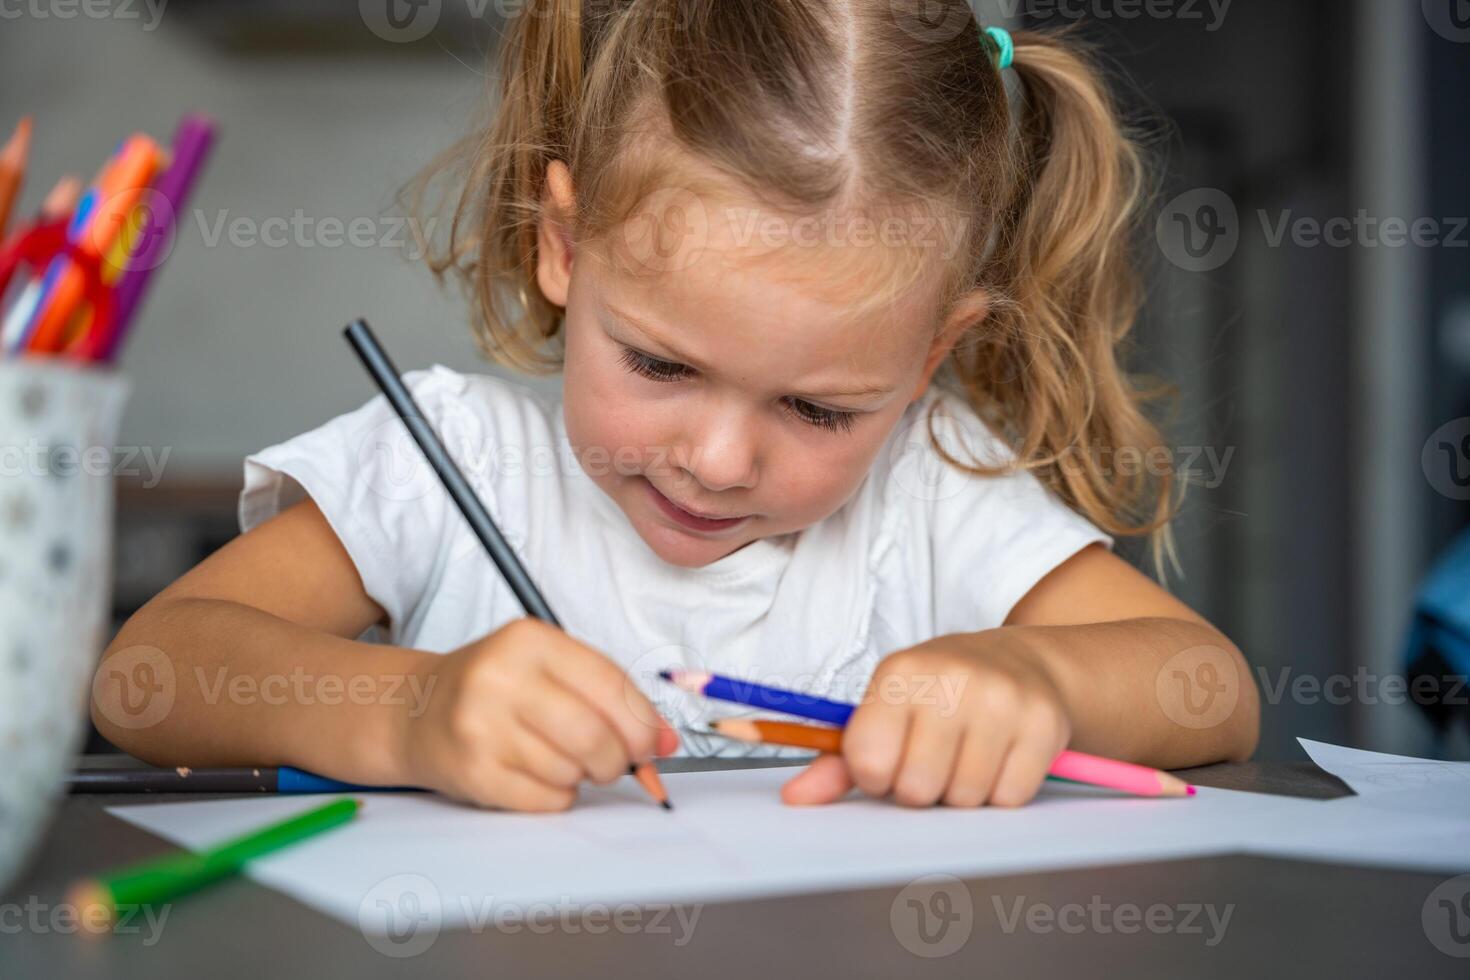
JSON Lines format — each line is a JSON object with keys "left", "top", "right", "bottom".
{"left": 2, "top": 1, "right": 1466, "bottom": 761}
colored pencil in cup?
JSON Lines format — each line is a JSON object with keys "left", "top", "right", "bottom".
{"left": 68, "top": 797, "right": 359, "bottom": 934}
{"left": 667, "top": 671, "right": 1194, "bottom": 799}
{"left": 26, "top": 134, "right": 163, "bottom": 354}
{"left": 0, "top": 116, "right": 32, "bottom": 240}
{"left": 343, "top": 318, "right": 671, "bottom": 811}
{"left": 79, "top": 113, "right": 217, "bottom": 363}
{"left": 1, "top": 175, "right": 82, "bottom": 355}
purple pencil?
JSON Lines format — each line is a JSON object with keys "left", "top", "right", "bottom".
{"left": 90, "top": 113, "right": 216, "bottom": 362}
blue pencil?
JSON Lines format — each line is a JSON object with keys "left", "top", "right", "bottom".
{"left": 659, "top": 669, "right": 855, "bottom": 726}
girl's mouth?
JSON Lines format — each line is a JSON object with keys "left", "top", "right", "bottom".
{"left": 643, "top": 479, "right": 752, "bottom": 534}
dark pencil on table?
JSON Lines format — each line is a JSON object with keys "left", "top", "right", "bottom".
{"left": 67, "top": 766, "right": 418, "bottom": 795}
{"left": 343, "top": 318, "right": 671, "bottom": 811}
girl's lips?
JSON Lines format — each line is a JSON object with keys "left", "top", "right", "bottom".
{"left": 644, "top": 479, "right": 751, "bottom": 533}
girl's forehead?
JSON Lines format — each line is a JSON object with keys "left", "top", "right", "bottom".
{"left": 589, "top": 193, "right": 949, "bottom": 338}
{"left": 586, "top": 222, "right": 942, "bottom": 382}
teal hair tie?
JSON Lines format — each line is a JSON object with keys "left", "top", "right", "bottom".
{"left": 983, "top": 26, "right": 1014, "bottom": 70}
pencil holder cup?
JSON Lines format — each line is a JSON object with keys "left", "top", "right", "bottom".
{"left": 0, "top": 360, "right": 130, "bottom": 894}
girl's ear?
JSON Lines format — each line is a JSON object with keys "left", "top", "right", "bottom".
{"left": 913, "top": 289, "right": 989, "bottom": 399}
{"left": 536, "top": 160, "right": 578, "bottom": 307}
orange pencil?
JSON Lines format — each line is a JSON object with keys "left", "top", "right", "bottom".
{"left": 707, "top": 718, "right": 1194, "bottom": 799}
{"left": 25, "top": 134, "right": 163, "bottom": 353}
{"left": 0, "top": 116, "right": 32, "bottom": 239}
{"left": 629, "top": 762, "right": 672, "bottom": 810}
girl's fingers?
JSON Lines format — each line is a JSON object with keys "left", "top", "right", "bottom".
{"left": 942, "top": 727, "right": 1011, "bottom": 808}
{"left": 539, "top": 633, "right": 667, "bottom": 762}
{"left": 461, "top": 758, "right": 576, "bottom": 811}
{"left": 655, "top": 723, "right": 681, "bottom": 757}
{"left": 779, "top": 753, "right": 854, "bottom": 806}
{"left": 507, "top": 721, "right": 586, "bottom": 789}
{"left": 516, "top": 676, "right": 628, "bottom": 784}
{"left": 889, "top": 708, "right": 964, "bottom": 808}
{"left": 989, "top": 721, "right": 1069, "bottom": 808}
{"left": 841, "top": 701, "right": 912, "bottom": 799}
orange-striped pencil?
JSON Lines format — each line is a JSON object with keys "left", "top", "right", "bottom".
{"left": 25, "top": 134, "right": 164, "bottom": 353}
{"left": 707, "top": 718, "right": 1194, "bottom": 799}
{"left": 628, "top": 762, "right": 672, "bottom": 810}
{"left": 0, "top": 117, "right": 32, "bottom": 239}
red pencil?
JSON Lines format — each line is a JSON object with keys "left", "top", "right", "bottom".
{"left": 707, "top": 718, "right": 1195, "bottom": 799}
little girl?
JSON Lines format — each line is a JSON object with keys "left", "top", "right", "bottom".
{"left": 96, "top": 1, "right": 1258, "bottom": 811}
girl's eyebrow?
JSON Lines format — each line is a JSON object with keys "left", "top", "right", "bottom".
{"left": 604, "top": 304, "right": 897, "bottom": 401}
{"left": 606, "top": 304, "right": 708, "bottom": 370}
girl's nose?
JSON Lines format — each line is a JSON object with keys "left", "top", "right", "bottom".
{"left": 676, "top": 405, "right": 759, "bottom": 494}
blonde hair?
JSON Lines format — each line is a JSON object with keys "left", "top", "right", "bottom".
{"left": 405, "top": 0, "right": 1179, "bottom": 572}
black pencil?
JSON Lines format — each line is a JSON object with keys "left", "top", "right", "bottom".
{"left": 342, "top": 319, "right": 671, "bottom": 810}
{"left": 67, "top": 766, "right": 418, "bottom": 795}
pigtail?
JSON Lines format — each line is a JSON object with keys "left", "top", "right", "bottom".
{"left": 404, "top": 0, "right": 600, "bottom": 372}
{"left": 954, "top": 28, "right": 1179, "bottom": 574}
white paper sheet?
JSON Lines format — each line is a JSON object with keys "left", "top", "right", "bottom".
{"left": 106, "top": 756, "right": 1470, "bottom": 934}
{"left": 1298, "top": 738, "right": 1470, "bottom": 798}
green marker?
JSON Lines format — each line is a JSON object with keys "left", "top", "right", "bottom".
{"left": 70, "top": 797, "right": 359, "bottom": 934}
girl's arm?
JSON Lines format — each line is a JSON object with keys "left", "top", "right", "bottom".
{"left": 782, "top": 544, "right": 1259, "bottom": 807}
{"left": 94, "top": 498, "right": 677, "bottom": 807}
{"left": 1002, "top": 543, "right": 1259, "bottom": 767}
{"left": 93, "top": 497, "right": 427, "bottom": 785}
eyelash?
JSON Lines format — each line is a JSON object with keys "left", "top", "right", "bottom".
{"left": 617, "top": 346, "right": 858, "bottom": 434}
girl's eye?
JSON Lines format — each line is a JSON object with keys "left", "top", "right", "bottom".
{"left": 620, "top": 345, "right": 855, "bottom": 434}
{"left": 620, "top": 346, "right": 692, "bottom": 382}
{"left": 784, "top": 398, "right": 857, "bottom": 434}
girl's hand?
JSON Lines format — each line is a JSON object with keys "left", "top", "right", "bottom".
{"left": 396, "top": 618, "right": 679, "bottom": 811}
{"left": 781, "top": 631, "right": 1072, "bottom": 808}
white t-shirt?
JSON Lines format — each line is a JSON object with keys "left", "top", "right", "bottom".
{"left": 239, "top": 366, "right": 1110, "bottom": 757}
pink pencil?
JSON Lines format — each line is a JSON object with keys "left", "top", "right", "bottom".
{"left": 1048, "top": 750, "right": 1194, "bottom": 798}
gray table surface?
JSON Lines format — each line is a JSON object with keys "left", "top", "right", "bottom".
{"left": 5, "top": 755, "right": 1466, "bottom": 978}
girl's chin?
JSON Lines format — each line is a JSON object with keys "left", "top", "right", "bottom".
{"left": 633, "top": 517, "right": 752, "bottom": 569}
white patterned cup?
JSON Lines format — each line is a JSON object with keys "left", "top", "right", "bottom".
{"left": 0, "top": 360, "right": 129, "bottom": 894}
